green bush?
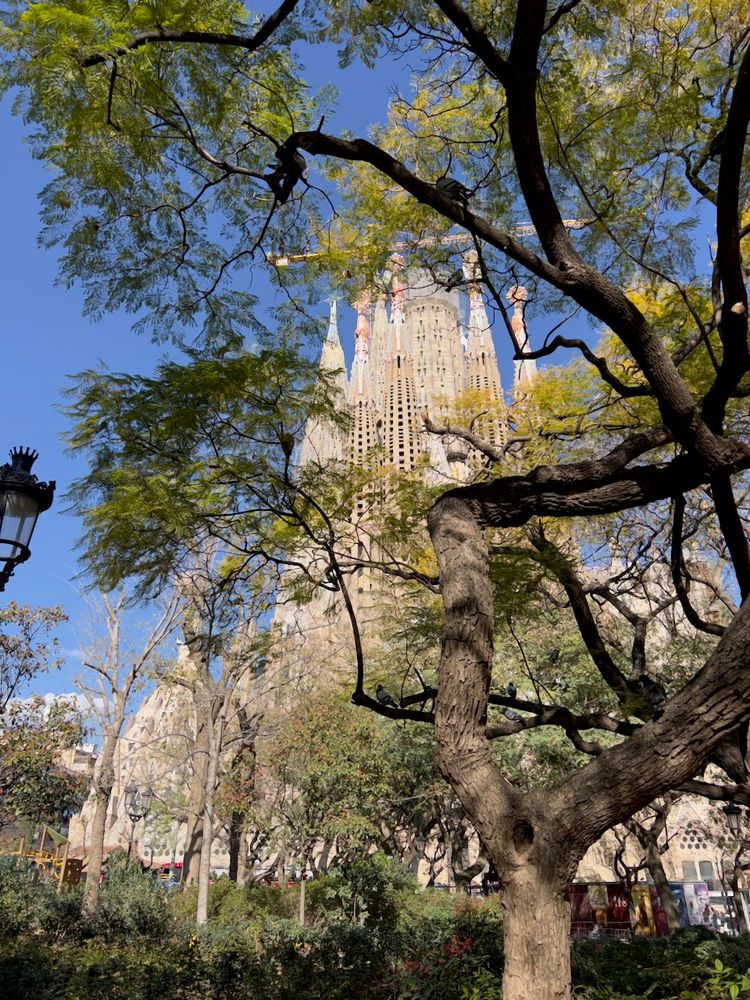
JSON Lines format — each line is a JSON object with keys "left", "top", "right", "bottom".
{"left": 89, "top": 852, "right": 172, "bottom": 940}
{"left": 0, "top": 855, "right": 84, "bottom": 940}
{"left": 12, "top": 863, "right": 750, "bottom": 1000}
{"left": 572, "top": 930, "right": 750, "bottom": 999}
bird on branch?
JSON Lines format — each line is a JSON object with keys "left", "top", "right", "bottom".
{"left": 438, "top": 268, "right": 465, "bottom": 291}
{"left": 435, "top": 176, "right": 473, "bottom": 208}
{"left": 507, "top": 681, "right": 517, "bottom": 700}
{"left": 376, "top": 684, "right": 398, "bottom": 709}
{"left": 639, "top": 673, "right": 667, "bottom": 719}
{"left": 263, "top": 139, "right": 307, "bottom": 205}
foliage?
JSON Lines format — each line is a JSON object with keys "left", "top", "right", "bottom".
{"left": 8, "top": 868, "right": 750, "bottom": 998}
{"left": 0, "top": 695, "right": 86, "bottom": 824}
{"left": 63, "top": 343, "right": 350, "bottom": 597}
{"left": 0, "top": 856, "right": 82, "bottom": 939}
{"left": 0, "top": 603, "right": 84, "bottom": 825}
{"left": 310, "top": 852, "right": 413, "bottom": 941}
{"left": 88, "top": 850, "right": 174, "bottom": 940}
{"left": 3, "top": 0, "right": 750, "bottom": 995}
{"left": 0, "top": 602, "right": 66, "bottom": 710}
{"left": 572, "top": 929, "right": 750, "bottom": 999}
{"left": 265, "top": 691, "right": 407, "bottom": 862}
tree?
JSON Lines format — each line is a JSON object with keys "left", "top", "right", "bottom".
{"left": 173, "top": 558, "right": 270, "bottom": 924}
{"left": 265, "top": 686, "right": 408, "bottom": 874}
{"left": 0, "top": 603, "right": 66, "bottom": 711}
{"left": 0, "top": 696, "right": 86, "bottom": 826}
{"left": 77, "top": 592, "right": 179, "bottom": 912}
{"left": 3, "top": 2, "right": 750, "bottom": 996}
{"left": 0, "top": 604, "right": 84, "bottom": 826}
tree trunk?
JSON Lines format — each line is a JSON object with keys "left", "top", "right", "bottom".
{"left": 641, "top": 837, "right": 681, "bottom": 932}
{"left": 196, "top": 712, "right": 223, "bottom": 925}
{"left": 446, "top": 816, "right": 484, "bottom": 895}
{"left": 82, "top": 787, "right": 109, "bottom": 913}
{"left": 228, "top": 813, "right": 242, "bottom": 882}
{"left": 502, "top": 872, "right": 572, "bottom": 1000}
{"left": 730, "top": 869, "right": 749, "bottom": 933}
{"left": 183, "top": 715, "right": 209, "bottom": 886}
{"left": 276, "top": 847, "right": 286, "bottom": 884}
{"left": 236, "top": 833, "right": 248, "bottom": 888}
{"left": 82, "top": 730, "right": 117, "bottom": 914}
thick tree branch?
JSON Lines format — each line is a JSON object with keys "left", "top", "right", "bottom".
{"left": 710, "top": 471, "right": 750, "bottom": 599}
{"left": 702, "top": 42, "right": 750, "bottom": 429}
{"left": 670, "top": 495, "right": 726, "bottom": 636}
{"left": 526, "top": 524, "right": 633, "bottom": 701}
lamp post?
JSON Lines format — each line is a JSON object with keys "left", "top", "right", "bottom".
{"left": 724, "top": 802, "right": 742, "bottom": 837}
{"left": 723, "top": 802, "right": 744, "bottom": 934}
{"left": 124, "top": 785, "right": 153, "bottom": 861}
{"left": 0, "top": 447, "right": 55, "bottom": 591}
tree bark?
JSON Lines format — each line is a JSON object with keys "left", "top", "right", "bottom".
{"left": 183, "top": 714, "right": 209, "bottom": 886}
{"left": 428, "top": 489, "right": 750, "bottom": 997}
{"left": 82, "top": 728, "right": 118, "bottom": 913}
{"left": 82, "top": 786, "right": 110, "bottom": 913}
{"left": 633, "top": 829, "right": 682, "bottom": 932}
{"left": 502, "top": 871, "right": 572, "bottom": 1000}
{"left": 196, "top": 706, "right": 223, "bottom": 925}
{"left": 730, "top": 868, "right": 749, "bottom": 933}
{"left": 236, "top": 832, "right": 248, "bottom": 888}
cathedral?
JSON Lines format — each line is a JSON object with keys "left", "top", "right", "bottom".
{"left": 298, "top": 252, "right": 537, "bottom": 478}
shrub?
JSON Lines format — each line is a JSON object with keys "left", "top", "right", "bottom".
{"left": 0, "top": 855, "right": 84, "bottom": 941}
{"left": 89, "top": 852, "right": 172, "bottom": 940}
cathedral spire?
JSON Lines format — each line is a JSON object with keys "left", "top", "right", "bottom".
{"left": 327, "top": 298, "right": 340, "bottom": 343}
{"left": 387, "top": 255, "right": 408, "bottom": 356}
{"left": 351, "top": 292, "right": 372, "bottom": 401}
{"left": 509, "top": 285, "right": 537, "bottom": 390}
{"left": 369, "top": 291, "right": 388, "bottom": 411}
{"left": 297, "top": 299, "right": 350, "bottom": 467}
{"left": 381, "top": 257, "right": 421, "bottom": 471}
{"left": 349, "top": 292, "right": 380, "bottom": 466}
{"left": 461, "top": 250, "right": 507, "bottom": 452}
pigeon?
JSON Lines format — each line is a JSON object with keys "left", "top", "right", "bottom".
{"left": 639, "top": 673, "right": 667, "bottom": 718}
{"left": 439, "top": 268, "right": 465, "bottom": 291}
{"left": 435, "top": 176, "right": 473, "bottom": 207}
{"left": 376, "top": 684, "right": 398, "bottom": 709}
{"left": 507, "top": 681, "right": 517, "bottom": 700}
{"left": 264, "top": 140, "right": 307, "bottom": 205}
{"left": 503, "top": 708, "right": 522, "bottom": 723}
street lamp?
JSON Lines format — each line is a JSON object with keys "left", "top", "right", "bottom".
{"left": 0, "top": 447, "right": 55, "bottom": 591}
{"left": 724, "top": 802, "right": 742, "bottom": 837}
{"left": 124, "top": 785, "right": 153, "bottom": 861}
{"left": 723, "top": 802, "right": 745, "bottom": 934}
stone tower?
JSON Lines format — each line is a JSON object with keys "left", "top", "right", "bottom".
{"left": 297, "top": 300, "right": 350, "bottom": 467}
{"left": 380, "top": 259, "right": 423, "bottom": 472}
{"left": 348, "top": 292, "right": 380, "bottom": 467}
{"left": 462, "top": 251, "right": 507, "bottom": 451}
{"left": 509, "top": 285, "right": 537, "bottom": 391}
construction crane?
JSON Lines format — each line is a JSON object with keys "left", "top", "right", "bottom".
{"left": 268, "top": 220, "right": 587, "bottom": 267}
